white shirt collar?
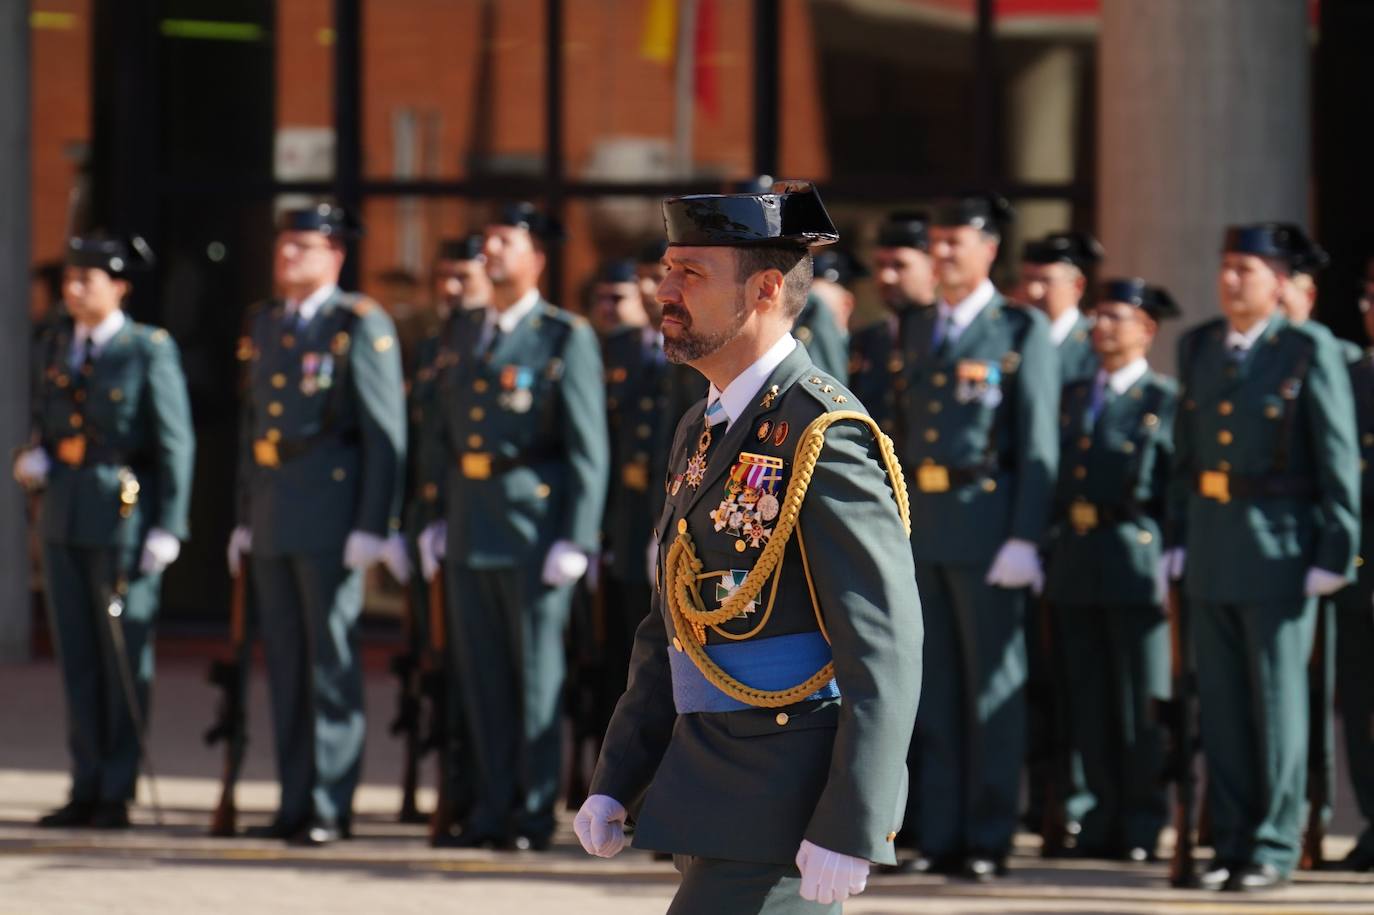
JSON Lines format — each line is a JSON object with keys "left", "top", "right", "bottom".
{"left": 1096, "top": 357, "right": 1149, "bottom": 397}
{"left": 75, "top": 310, "right": 127, "bottom": 350}
{"left": 706, "top": 334, "right": 799, "bottom": 430}
{"left": 487, "top": 288, "right": 542, "bottom": 336}
{"left": 1225, "top": 319, "right": 1271, "bottom": 352}
{"left": 1048, "top": 307, "right": 1083, "bottom": 346}
{"left": 937, "top": 279, "right": 997, "bottom": 335}
{"left": 286, "top": 283, "right": 338, "bottom": 325}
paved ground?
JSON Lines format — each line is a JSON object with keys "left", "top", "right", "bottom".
{"left": 2, "top": 659, "right": 1372, "bottom": 913}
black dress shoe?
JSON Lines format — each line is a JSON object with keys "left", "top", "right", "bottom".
{"left": 962, "top": 853, "right": 1006, "bottom": 882}
{"left": 1336, "top": 844, "right": 1374, "bottom": 872}
{"left": 1122, "top": 846, "right": 1157, "bottom": 863}
{"left": 90, "top": 802, "right": 130, "bottom": 830}
{"left": 245, "top": 820, "right": 304, "bottom": 840}
{"left": 289, "top": 819, "right": 343, "bottom": 847}
{"left": 432, "top": 829, "right": 504, "bottom": 849}
{"left": 912, "top": 853, "right": 965, "bottom": 876}
{"left": 1225, "top": 862, "right": 1287, "bottom": 892}
{"left": 1198, "top": 862, "right": 1233, "bottom": 892}
{"left": 37, "top": 800, "right": 96, "bottom": 828}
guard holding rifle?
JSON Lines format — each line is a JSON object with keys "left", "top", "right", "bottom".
{"left": 15, "top": 234, "right": 195, "bottom": 830}
{"left": 1164, "top": 223, "right": 1359, "bottom": 891}
{"left": 227, "top": 203, "right": 407, "bottom": 846}
{"left": 1043, "top": 278, "right": 1180, "bottom": 861}
{"left": 418, "top": 203, "right": 609, "bottom": 850}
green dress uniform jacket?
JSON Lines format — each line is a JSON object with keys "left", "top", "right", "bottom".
{"left": 590, "top": 344, "right": 922, "bottom": 868}
{"left": 1043, "top": 367, "right": 1176, "bottom": 852}
{"left": 1055, "top": 313, "right": 1099, "bottom": 386}
{"left": 895, "top": 292, "right": 1059, "bottom": 858}
{"left": 235, "top": 287, "right": 407, "bottom": 829}
{"left": 33, "top": 316, "right": 195, "bottom": 805}
{"left": 1333, "top": 346, "right": 1374, "bottom": 864}
{"left": 793, "top": 292, "right": 848, "bottom": 385}
{"left": 1169, "top": 314, "right": 1360, "bottom": 876}
{"left": 847, "top": 312, "right": 907, "bottom": 437}
{"left": 426, "top": 298, "right": 611, "bottom": 842}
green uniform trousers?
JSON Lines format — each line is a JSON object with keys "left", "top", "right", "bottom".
{"left": 1056, "top": 602, "right": 1169, "bottom": 851}
{"left": 912, "top": 559, "right": 1027, "bottom": 856}
{"left": 445, "top": 561, "right": 574, "bottom": 841}
{"left": 251, "top": 553, "right": 365, "bottom": 828}
{"left": 1193, "top": 598, "right": 1317, "bottom": 875}
{"left": 1334, "top": 570, "right": 1374, "bottom": 859}
{"left": 43, "top": 543, "right": 158, "bottom": 805}
{"left": 669, "top": 856, "right": 839, "bottom": 915}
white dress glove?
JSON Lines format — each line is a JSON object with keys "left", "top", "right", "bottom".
{"left": 796, "top": 839, "right": 870, "bottom": 905}
{"left": 1155, "top": 547, "right": 1186, "bottom": 604}
{"left": 343, "top": 531, "right": 386, "bottom": 570}
{"left": 985, "top": 538, "right": 1043, "bottom": 591}
{"left": 139, "top": 528, "right": 181, "bottom": 575}
{"left": 418, "top": 521, "right": 447, "bottom": 583}
{"left": 646, "top": 539, "right": 659, "bottom": 585}
{"left": 13, "top": 447, "right": 51, "bottom": 489}
{"left": 226, "top": 525, "right": 253, "bottom": 577}
{"left": 573, "top": 794, "right": 627, "bottom": 858}
{"left": 380, "top": 532, "right": 411, "bottom": 584}
{"left": 1304, "top": 567, "right": 1347, "bottom": 598}
{"left": 542, "top": 540, "right": 590, "bottom": 588}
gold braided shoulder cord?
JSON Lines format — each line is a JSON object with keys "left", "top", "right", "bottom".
{"left": 665, "top": 410, "right": 911, "bottom": 708}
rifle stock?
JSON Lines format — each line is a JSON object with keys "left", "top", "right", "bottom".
{"left": 1162, "top": 581, "right": 1198, "bottom": 888}
{"left": 208, "top": 569, "right": 249, "bottom": 838}
{"left": 391, "top": 585, "right": 425, "bottom": 823}
{"left": 427, "top": 571, "right": 454, "bottom": 843}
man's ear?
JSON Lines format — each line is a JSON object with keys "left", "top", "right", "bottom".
{"left": 752, "top": 268, "right": 786, "bottom": 311}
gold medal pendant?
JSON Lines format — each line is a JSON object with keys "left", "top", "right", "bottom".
{"left": 685, "top": 423, "right": 713, "bottom": 490}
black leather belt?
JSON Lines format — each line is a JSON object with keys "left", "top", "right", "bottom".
{"left": 1195, "top": 470, "right": 1315, "bottom": 503}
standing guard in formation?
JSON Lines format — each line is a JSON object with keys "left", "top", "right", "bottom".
{"left": 228, "top": 203, "right": 407, "bottom": 846}
{"left": 1165, "top": 223, "right": 1359, "bottom": 891}
{"left": 1018, "top": 231, "right": 1103, "bottom": 385}
{"left": 15, "top": 234, "right": 195, "bottom": 829}
{"left": 418, "top": 203, "right": 609, "bottom": 850}
{"left": 574, "top": 180, "right": 922, "bottom": 912}
{"left": 899, "top": 194, "right": 1058, "bottom": 880}
{"left": 1043, "top": 278, "right": 1180, "bottom": 861}
{"left": 808, "top": 247, "right": 867, "bottom": 338}
{"left": 850, "top": 212, "right": 935, "bottom": 439}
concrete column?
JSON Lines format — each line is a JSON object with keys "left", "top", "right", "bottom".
{"left": 0, "top": 5, "right": 32, "bottom": 661}
{"left": 1097, "top": 0, "right": 1310, "bottom": 370}
{"left": 1007, "top": 44, "right": 1079, "bottom": 244}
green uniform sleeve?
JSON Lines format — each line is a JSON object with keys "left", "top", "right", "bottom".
{"left": 801, "top": 418, "right": 923, "bottom": 861}
{"left": 1008, "top": 314, "right": 1059, "bottom": 543}
{"left": 349, "top": 309, "right": 408, "bottom": 535}
{"left": 144, "top": 333, "right": 196, "bottom": 539}
{"left": 556, "top": 321, "right": 610, "bottom": 552}
{"left": 1304, "top": 333, "right": 1361, "bottom": 576}
{"left": 1166, "top": 331, "right": 1199, "bottom": 549}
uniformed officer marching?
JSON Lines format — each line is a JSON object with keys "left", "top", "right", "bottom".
{"left": 1164, "top": 223, "right": 1360, "bottom": 891}
{"left": 574, "top": 181, "right": 922, "bottom": 914}
{"left": 1018, "top": 230, "right": 1104, "bottom": 385}
{"left": 15, "top": 234, "right": 195, "bottom": 830}
{"left": 898, "top": 194, "right": 1059, "bottom": 879}
{"left": 227, "top": 204, "right": 407, "bottom": 845}
{"left": 417, "top": 203, "right": 610, "bottom": 850}
{"left": 849, "top": 212, "right": 935, "bottom": 440}
{"left": 1044, "top": 278, "right": 1181, "bottom": 861}
{"left": 1331, "top": 253, "right": 1374, "bottom": 873}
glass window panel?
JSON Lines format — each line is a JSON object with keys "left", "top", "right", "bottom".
{"left": 275, "top": 0, "right": 336, "bottom": 181}
{"left": 362, "top": 0, "right": 546, "bottom": 180}
{"left": 781, "top": 0, "right": 978, "bottom": 183}
{"left": 563, "top": 0, "right": 753, "bottom": 184}
{"left": 993, "top": 0, "right": 1098, "bottom": 187}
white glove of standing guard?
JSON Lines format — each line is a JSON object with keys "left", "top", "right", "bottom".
{"left": 13, "top": 447, "right": 51, "bottom": 489}
{"left": 796, "top": 839, "right": 870, "bottom": 904}
{"left": 985, "top": 538, "right": 1043, "bottom": 591}
{"left": 226, "top": 525, "right": 253, "bottom": 577}
{"left": 418, "top": 521, "right": 447, "bottom": 583}
{"left": 343, "top": 531, "right": 386, "bottom": 570}
{"left": 573, "top": 794, "right": 627, "bottom": 858}
{"left": 139, "top": 528, "right": 181, "bottom": 575}
{"left": 542, "top": 540, "right": 590, "bottom": 588}
{"left": 380, "top": 532, "right": 411, "bottom": 584}
{"left": 1304, "top": 567, "right": 1347, "bottom": 598}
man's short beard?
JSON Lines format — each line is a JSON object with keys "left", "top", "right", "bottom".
{"left": 663, "top": 289, "right": 749, "bottom": 364}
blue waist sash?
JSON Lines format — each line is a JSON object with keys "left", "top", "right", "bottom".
{"left": 668, "top": 629, "right": 841, "bottom": 714}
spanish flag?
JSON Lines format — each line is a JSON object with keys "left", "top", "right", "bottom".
{"left": 640, "top": 0, "right": 676, "bottom": 63}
